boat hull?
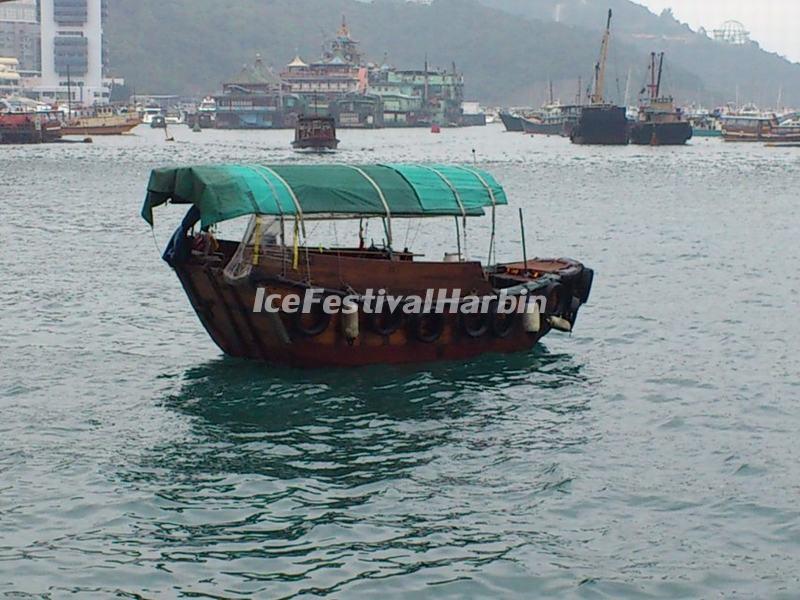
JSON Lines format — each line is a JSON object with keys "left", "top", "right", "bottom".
{"left": 691, "top": 128, "right": 722, "bottom": 138}
{"left": 499, "top": 112, "right": 524, "bottom": 132}
{"left": 630, "top": 122, "right": 693, "bottom": 145}
{"left": 61, "top": 121, "right": 140, "bottom": 136}
{"left": 169, "top": 244, "right": 592, "bottom": 368}
{"left": 521, "top": 118, "right": 564, "bottom": 136}
{"left": 570, "top": 105, "right": 629, "bottom": 145}
{"left": 0, "top": 114, "right": 62, "bottom": 144}
{"left": 292, "top": 138, "right": 339, "bottom": 151}
{"left": 723, "top": 131, "right": 800, "bottom": 143}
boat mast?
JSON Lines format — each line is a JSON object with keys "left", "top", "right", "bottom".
{"left": 647, "top": 52, "right": 656, "bottom": 101}
{"left": 655, "top": 52, "right": 664, "bottom": 98}
{"left": 590, "top": 9, "right": 612, "bottom": 104}
{"left": 623, "top": 66, "right": 632, "bottom": 107}
{"left": 66, "top": 64, "right": 72, "bottom": 119}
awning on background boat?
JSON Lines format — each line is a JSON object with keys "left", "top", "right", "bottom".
{"left": 142, "top": 163, "right": 507, "bottom": 228}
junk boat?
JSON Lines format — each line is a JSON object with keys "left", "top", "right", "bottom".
{"left": 629, "top": 52, "right": 692, "bottom": 145}
{"left": 142, "top": 164, "right": 594, "bottom": 367}
{"left": 570, "top": 10, "right": 629, "bottom": 145}
{"left": 292, "top": 115, "right": 339, "bottom": 151}
{"left": 61, "top": 105, "right": 141, "bottom": 136}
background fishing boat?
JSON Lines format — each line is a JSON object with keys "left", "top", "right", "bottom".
{"left": 499, "top": 110, "right": 524, "bottom": 132}
{"left": 629, "top": 52, "right": 692, "bottom": 146}
{"left": 61, "top": 105, "right": 141, "bottom": 136}
{"left": 570, "top": 10, "right": 629, "bottom": 146}
{"left": 292, "top": 114, "right": 339, "bottom": 151}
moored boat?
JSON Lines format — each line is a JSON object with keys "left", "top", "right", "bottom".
{"left": 499, "top": 111, "right": 524, "bottom": 132}
{"left": 142, "top": 164, "right": 594, "bottom": 367}
{"left": 521, "top": 102, "right": 568, "bottom": 136}
{"left": 570, "top": 10, "right": 629, "bottom": 145}
{"left": 721, "top": 112, "right": 800, "bottom": 142}
{"left": 690, "top": 116, "right": 722, "bottom": 137}
{"left": 0, "top": 111, "right": 62, "bottom": 144}
{"left": 629, "top": 53, "right": 692, "bottom": 146}
{"left": 61, "top": 105, "right": 141, "bottom": 136}
{"left": 292, "top": 114, "right": 339, "bottom": 151}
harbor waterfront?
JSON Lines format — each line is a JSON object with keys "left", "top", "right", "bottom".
{"left": 2, "top": 125, "right": 800, "bottom": 597}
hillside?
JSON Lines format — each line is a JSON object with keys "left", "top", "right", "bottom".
{"left": 479, "top": 0, "right": 800, "bottom": 106}
{"left": 106, "top": 0, "right": 800, "bottom": 107}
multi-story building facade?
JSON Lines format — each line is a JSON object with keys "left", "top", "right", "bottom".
{"left": 214, "top": 54, "right": 301, "bottom": 129}
{"left": 0, "top": 56, "right": 21, "bottom": 94}
{"left": 0, "top": 0, "right": 40, "bottom": 75}
{"left": 215, "top": 18, "right": 467, "bottom": 129}
{"left": 36, "top": 0, "right": 108, "bottom": 104}
{"left": 280, "top": 19, "right": 367, "bottom": 115}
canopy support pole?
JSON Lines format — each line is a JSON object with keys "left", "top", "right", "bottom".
{"left": 346, "top": 166, "right": 393, "bottom": 250}
{"left": 454, "top": 217, "right": 462, "bottom": 260}
{"left": 453, "top": 165, "right": 498, "bottom": 265}
{"left": 420, "top": 165, "right": 467, "bottom": 261}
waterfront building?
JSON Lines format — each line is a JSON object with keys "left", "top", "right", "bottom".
{"left": 280, "top": 18, "right": 366, "bottom": 116}
{"left": 214, "top": 54, "right": 302, "bottom": 129}
{"left": 0, "top": 0, "right": 39, "bottom": 75}
{"left": 0, "top": 56, "right": 21, "bottom": 94}
{"left": 368, "top": 65, "right": 464, "bottom": 126}
{"left": 35, "top": 0, "right": 108, "bottom": 105}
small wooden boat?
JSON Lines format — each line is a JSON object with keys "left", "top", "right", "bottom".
{"left": 143, "top": 164, "right": 594, "bottom": 368}
{"left": 292, "top": 115, "right": 339, "bottom": 151}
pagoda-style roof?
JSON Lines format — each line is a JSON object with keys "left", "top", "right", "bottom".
{"left": 226, "top": 54, "right": 282, "bottom": 87}
{"left": 287, "top": 55, "right": 308, "bottom": 69}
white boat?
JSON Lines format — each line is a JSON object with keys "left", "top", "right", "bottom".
{"left": 141, "top": 104, "right": 163, "bottom": 124}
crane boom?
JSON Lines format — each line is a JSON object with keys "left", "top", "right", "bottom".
{"left": 591, "top": 9, "right": 613, "bottom": 105}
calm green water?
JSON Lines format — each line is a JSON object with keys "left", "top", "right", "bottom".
{"left": 1, "top": 125, "right": 799, "bottom": 598}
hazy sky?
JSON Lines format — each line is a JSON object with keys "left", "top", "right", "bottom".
{"left": 636, "top": 0, "right": 800, "bottom": 63}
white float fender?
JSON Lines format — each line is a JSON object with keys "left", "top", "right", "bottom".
{"left": 342, "top": 308, "right": 360, "bottom": 341}
{"left": 547, "top": 316, "right": 573, "bottom": 333}
{"left": 522, "top": 302, "right": 541, "bottom": 333}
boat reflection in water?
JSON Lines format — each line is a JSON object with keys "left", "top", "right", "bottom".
{"left": 155, "top": 345, "right": 589, "bottom": 472}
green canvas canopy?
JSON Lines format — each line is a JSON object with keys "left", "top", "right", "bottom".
{"left": 142, "top": 163, "right": 508, "bottom": 229}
